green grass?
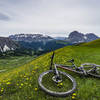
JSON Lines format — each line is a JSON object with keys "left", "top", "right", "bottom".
{"left": 0, "top": 39, "right": 100, "bottom": 100}
{"left": 0, "top": 56, "right": 35, "bottom": 72}
{"left": 42, "top": 72, "right": 73, "bottom": 92}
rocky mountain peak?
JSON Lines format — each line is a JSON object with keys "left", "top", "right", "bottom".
{"left": 9, "top": 33, "right": 54, "bottom": 42}
{"left": 68, "top": 31, "right": 85, "bottom": 43}
{"left": 0, "top": 37, "right": 19, "bottom": 52}
{"left": 67, "top": 31, "right": 99, "bottom": 43}
{"left": 85, "top": 33, "right": 99, "bottom": 42}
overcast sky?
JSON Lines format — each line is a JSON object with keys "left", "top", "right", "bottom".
{"left": 0, "top": 0, "right": 100, "bottom": 37}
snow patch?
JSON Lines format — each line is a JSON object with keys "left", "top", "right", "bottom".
{"left": 11, "top": 48, "right": 14, "bottom": 50}
{"left": 3, "top": 45, "right": 10, "bottom": 52}
{"left": 84, "top": 36, "right": 87, "bottom": 39}
{"left": 38, "top": 47, "right": 43, "bottom": 51}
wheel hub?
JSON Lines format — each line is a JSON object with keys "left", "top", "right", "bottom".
{"left": 52, "top": 75, "right": 62, "bottom": 83}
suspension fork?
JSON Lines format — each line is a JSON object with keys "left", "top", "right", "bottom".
{"left": 52, "top": 64, "right": 62, "bottom": 83}
{"left": 54, "top": 64, "right": 60, "bottom": 77}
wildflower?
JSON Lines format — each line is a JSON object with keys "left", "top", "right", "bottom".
{"left": 34, "top": 88, "right": 38, "bottom": 91}
{"left": 72, "top": 93, "right": 76, "bottom": 96}
{"left": 72, "top": 96, "right": 75, "bottom": 99}
{"left": 57, "top": 82, "right": 63, "bottom": 87}
{"left": 6, "top": 82, "right": 11, "bottom": 85}
{"left": 1, "top": 90, "right": 3, "bottom": 92}
{"left": 26, "top": 78, "right": 29, "bottom": 80}
{"left": 21, "top": 83, "right": 24, "bottom": 86}
{"left": 1, "top": 88, "right": 4, "bottom": 92}
{"left": 60, "top": 82, "right": 63, "bottom": 86}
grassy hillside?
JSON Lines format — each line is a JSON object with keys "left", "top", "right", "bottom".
{"left": 0, "top": 56, "right": 35, "bottom": 71}
{"left": 0, "top": 39, "right": 100, "bottom": 100}
{"left": 80, "top": 38, "right": 100, "bottom": 47}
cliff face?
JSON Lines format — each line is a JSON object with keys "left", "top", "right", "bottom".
{"left": 9, "top": 34, "right": 54, "bottom": 42}
{"left": 67, "top": 31, "right": 99, "bottom": 43}
{"left": 0, "top": 37, "right": 19, "bottom": 52}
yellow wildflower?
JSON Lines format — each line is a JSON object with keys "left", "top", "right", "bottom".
{"left": 34, "top": 88, "right": 38, "bottom": 91}
{"left": 57, "top": 82, "right": 63, "bottom": 87}
{"left": 21, "top": 83, "right": 24, "bottom": 86}
{"left": 73, "top": 93, "right": 76, "bottom": 96}
{"left": 1, "top": 88, "right": 4, "bottom": 92}
{"left": 72, "top": 96, "right": 75, "bottom": 99}
{"left": 1, "top": 90, "right": 3, "bottom": 92}
{"left": 26, "top": 78, "right": 29, "bottom": 80}
{"left": 60, "top": 82, "right": 63, "bottom": 86}
{"left": 6, "top": 82, "right": 11, "bottom": 85}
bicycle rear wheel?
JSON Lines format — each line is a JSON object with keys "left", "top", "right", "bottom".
{"left": 38, "top": 70, "right": 76, "bottom": 97}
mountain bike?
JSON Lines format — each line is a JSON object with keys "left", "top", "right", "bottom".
{"left": 38, "top": 52, "right": 100, "bottom": 97}
{"left": 38, "top": 52, "right": 77, "bottom": 97}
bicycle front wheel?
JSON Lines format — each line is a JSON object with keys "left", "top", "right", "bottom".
{"left": 81, "top": 63, "right": 100, "bottom": 78}
{"left": 38, "top": 70, "right": 76, "bottom": 97}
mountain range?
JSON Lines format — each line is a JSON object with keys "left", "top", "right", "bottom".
{"left": 9, "top": 34, "right": 70, "bottom": 52}
{"left": 9, "top": 34, "right": 53, "bottom": 42}
{"left": 0, "top": 31, "right": 99, "bottom": 52}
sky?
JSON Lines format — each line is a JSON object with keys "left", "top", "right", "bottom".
{"left": 0, "top": 0, "right": 100, "bottom": 37}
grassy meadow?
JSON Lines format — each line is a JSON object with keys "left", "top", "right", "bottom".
{"left": 0, "top": 56, "right": 35, "bottom": 71}
{"left": 0, "top": 39, "right": 100, "bottom": 100}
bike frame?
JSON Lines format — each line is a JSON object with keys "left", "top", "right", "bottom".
{"left": 54, "top": 64, "right": 60, "bottom": 77}
{"left": 50, "top": 52, "right": 87, "bottom": 75}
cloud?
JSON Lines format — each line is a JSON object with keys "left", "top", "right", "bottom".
{"left": 0, "top": 0, "right": 100, "bottom": 37}
{"left": 0, "top": 12, "right": 10, "bottom": 21}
